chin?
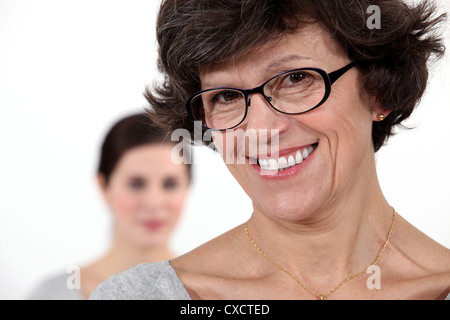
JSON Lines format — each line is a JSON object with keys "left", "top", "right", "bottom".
{"left": 132, "top": 229, "right": 170, "bottom": 248}
{"left": 252, "top": 169, "right": 330, "bottom": 214}
{"left": 254, "top": 192, "right": 325, "bottom": 223}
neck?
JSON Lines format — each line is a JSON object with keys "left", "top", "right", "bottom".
{"left": 109, "top": 238, "right": 173, "bottom": 268}
{"left": 91, "top": 234, "right": 174, "bottom": 280}
{"left": 247, "top": 153, "right": 393, "bottom": 289}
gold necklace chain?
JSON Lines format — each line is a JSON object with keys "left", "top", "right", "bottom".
{"left": 244, "top": 208, "right": 396, "bottom": 300}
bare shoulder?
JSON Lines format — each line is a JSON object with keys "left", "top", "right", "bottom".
{"left": 392, "top": 213, "right": 450, "bottom": 269}
{"left": 385, "top": 213, "right": 450, "bottom": 299}
{"left": 170, "top": 224, "right": 261, "bottom": 299}
{"left": 170, "top": 216, "right": 450, "bottom": 300}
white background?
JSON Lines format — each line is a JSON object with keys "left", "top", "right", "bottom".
{"left": 0, "top": 0, "right": 449, "bottom": 299}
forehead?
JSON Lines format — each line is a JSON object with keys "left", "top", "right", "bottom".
{"left": 200, "top": 23, "right": 345, "bottom": 84}
{"left": 114, "top": 144, "right": 186, "bottom": 175}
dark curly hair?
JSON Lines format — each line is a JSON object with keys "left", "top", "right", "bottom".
{"left": 145, "top": 0, "right": 446, "bottom": 151}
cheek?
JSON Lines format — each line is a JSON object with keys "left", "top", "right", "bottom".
{"left": 327, "top": 118, "right": 372, "bottom": 186}
{"left": 107, "top": 189, "right": 140, "bottom": 220}
{"left": 164, "top": 192, "right": 188, "bottom": 219}
{"left": 334, "top": 105, "right": 373, "bottom": 159}
{"left": 328, "top": 114, "right": 372, "bottom": 156}
{"left": 311, "top": 94, "right": 374, "bottom": 187}
{"left": 212, "top": 131, "right": 235, "bottom": 163}
{"left": 313, "top": 81, "right": 373, "bottom": 148}
{"left": 212, "top": 132, "right": 254, "bottom": 193}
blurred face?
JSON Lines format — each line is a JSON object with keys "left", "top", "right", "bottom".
{"left": 202, "top": 24, "right": 383, "bottom": 222}
{"left": 100, "top": 144, "right": 190, "bottom": 248}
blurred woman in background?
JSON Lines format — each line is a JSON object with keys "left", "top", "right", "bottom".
{"left": 28, "top": 113, "right": 191, "bottom": 299}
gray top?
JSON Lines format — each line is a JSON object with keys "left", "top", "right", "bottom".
{"left": 27, "top": 272, "right": 84, "bottom": 300}
{"left": 90, "top": 260, "right": 450, "bottom": 300}
{"left": 89, "top": 260, "right": 191, "bottom": 300}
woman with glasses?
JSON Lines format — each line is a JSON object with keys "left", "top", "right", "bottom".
{"left": 91, "top": 0, "right": 450, "bottom": 300}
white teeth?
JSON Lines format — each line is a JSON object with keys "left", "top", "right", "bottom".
{"left": 259, "top": 159, "right": 268, "bottom": 169}
{"left": 258, "top": 145, "right": 316, "bottom": 171}
{"left": 278, "top": 157, "right": 288, "bottom": 169}
{"left": 302, "top": 148, "right": 309, "bottom": 159}
{"left": 268, "top": 159, "right": 278, "bottom": 171}
{"left": 258, "top": 159, "right": 267, "bottom": 169}
{"left": 288, "top": 155, "right": 296, "bottom": 167}
{"left": 295, "top": 150, "right": 303, "bottom": 164}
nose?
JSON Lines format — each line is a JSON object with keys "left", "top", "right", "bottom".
{"left": 245, "top": 93, "right": 290, "bottom": 134}
{"left": 140, "top": 186, "right": 165, "bottom": 214}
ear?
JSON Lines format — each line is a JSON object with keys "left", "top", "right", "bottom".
{"left": 370, "top": 96, "right": 391, "bottom": 122}
{"left": 373, "top": 107, "right": 391, "bottom": 122}
{"left": 96, "top": 173, "right": 108, "bottom": 199}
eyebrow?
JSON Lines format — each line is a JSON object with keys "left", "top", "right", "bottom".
{"left": 201, "top": 54, "right": 313, "bottom": 89}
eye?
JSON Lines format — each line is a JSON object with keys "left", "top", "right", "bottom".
{"left": 128, "top": 177, "right": 146, "bottom": 190}
{"left": 163, "top": 177, "right": 179, "bottom": 190}
{"left": 210, "top": 90, "right": 242, "bottom": 104}
{"left": 280, "top": 71, "right": 312, "bottom": 87}
{"left": 288, "top": 72, "right": 308, "bottom": 84}
{"left": 269, "top": 70, "right": 315, "bottom": 92}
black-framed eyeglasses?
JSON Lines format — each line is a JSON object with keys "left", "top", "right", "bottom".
{"left": 186, "top": 62, "right": 355, "bottom": 131}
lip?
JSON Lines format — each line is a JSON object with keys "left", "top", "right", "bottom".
{"left": 250, "top": 143, "right": 318, "bottom": 180}
{"left": 142, "top": 220, "right": 166, "bottom": 231}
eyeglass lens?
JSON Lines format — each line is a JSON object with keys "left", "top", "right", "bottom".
{"left": 190, "top": 69, "right": 327, "bottom": 130}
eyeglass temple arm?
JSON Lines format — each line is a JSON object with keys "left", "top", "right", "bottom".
{"left": 328, "top": 62, "right": 356, "bottom": 85}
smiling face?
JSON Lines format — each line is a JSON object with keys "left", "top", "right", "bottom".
{"left": 100, "top": 144, "right": 190, "bottom": 248}
{"left": 202, "top": 24, "right": 385, "bottom": 222}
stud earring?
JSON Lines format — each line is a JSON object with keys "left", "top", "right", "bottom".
{"left": 377, "top": 114, "right": 385, "bottom": 121}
